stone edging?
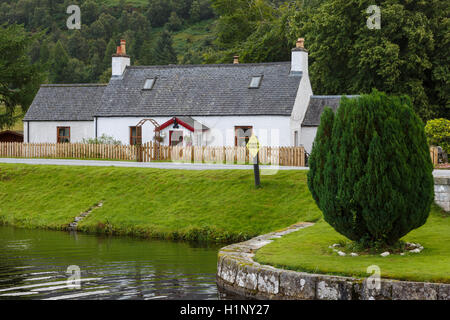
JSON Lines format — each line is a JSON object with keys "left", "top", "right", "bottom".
{"left": 434, "top": 175, "right": 450, "bottom": 212}
{"left": 216, "top": 222, "right": 450, "bottom": 300}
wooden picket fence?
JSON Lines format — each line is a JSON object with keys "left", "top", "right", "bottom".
{"left": 0, "top": 142, "right": 306, "bottom": 167}
{"left": 138, "top": 142, "right": 305, "bottom": 166}
{"left": 0, "top": 142, "right": 441, "bottom": 167}
{"left": 0, "top": 142, "right": 140, "bottom": 161}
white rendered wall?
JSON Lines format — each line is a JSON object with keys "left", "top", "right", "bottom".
{"left": 299, "top": 126, "right": 318, "bottom": 154}
{"left": 97, "top": 116, "right": 292, "bottom": 147}
{"left": 26, "top": 121, "right": 94, "bottom": 143}
{"left": 23, "top": 121, "right": 28, "bottom": 143}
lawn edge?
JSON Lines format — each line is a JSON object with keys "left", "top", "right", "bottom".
{"left": 216, "top": 222, "right": 450, "bottom": 300}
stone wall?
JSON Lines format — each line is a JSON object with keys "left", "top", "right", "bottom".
{"left": 435, "top": 175, "right": 450, "bottom": 212}
{"left": 216, "top": 223, "right": 450, "bottom": 300}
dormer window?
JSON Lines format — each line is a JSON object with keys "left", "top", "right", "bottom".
{"left": 249, "top": 76, "right": 262, "bottom": 88}
{"left": 143, "top": 78, "right": 155, "bottom": 90}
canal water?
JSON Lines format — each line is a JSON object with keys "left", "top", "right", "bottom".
{"left": 0, "top": 225, "right": 223, "bottom": 300}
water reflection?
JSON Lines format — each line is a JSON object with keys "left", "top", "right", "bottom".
{"left": 0, "top": 225, "right": 221, "bottom": 300}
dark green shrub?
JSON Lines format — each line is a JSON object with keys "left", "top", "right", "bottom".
{"left": 308, "top": 90, "right": 434, "bottom": 247}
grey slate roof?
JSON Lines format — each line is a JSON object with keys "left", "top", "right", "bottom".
{"left": 24, "top": 84, "right": 107, "bottom": 121}
{"left": 302, "top": 95, "right": 359, "bottom": 126}
{"left": 95, "top": 62, "right": 301, "bottom": 117}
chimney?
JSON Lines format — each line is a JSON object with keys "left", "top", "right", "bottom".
{"left": 233, "top": 55, "right": 239, "bottom": 64}
{"left": 120, "top": 39, "right": 126, "bottom": 55}
{"left": 291, "top": 37, "right": 308, "bottom": 75}
{"left": 112, "top": 39, "right": 130, "bottom": 77}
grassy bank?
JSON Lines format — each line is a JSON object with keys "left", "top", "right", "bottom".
{"left": 254, "top": 206, "right": 450, "bottom": 283}
{"left": 0, "top": 164, "right": 321, "bottom": 242}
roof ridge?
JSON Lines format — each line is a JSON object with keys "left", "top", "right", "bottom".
{"left": 41, "top": 84, "right": 108, "bottom": 87}
{"left": 311, "top": 95, "right": 360, "bottom": 98}
{"left": 127, "top": 61, "right": 291, "bottom": 70}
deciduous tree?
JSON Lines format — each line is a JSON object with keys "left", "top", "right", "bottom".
{"left": 0, "top": 24, "right": 43, "bottom": 129}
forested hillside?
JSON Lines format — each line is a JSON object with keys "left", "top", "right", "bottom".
{"left": 0, "top": 0, "right": 216, "bottom": 84}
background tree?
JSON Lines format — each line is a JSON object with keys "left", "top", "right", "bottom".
{"left": 189, "top": 0, "right": 201, "bottom": 22}
{"left": 208, "top": 0, "right": 448, "bottom": 120}
{"left": 152, "top": 30, "right": 178, "bottom": 65}
{"left": 0, "top": 0, "right": 217, "bottom": 85}
{"left": 289, "top": 0, "right": 449, "bottom": 120}
{"left": 308, "top": 91, "right": 434, "bottom": 247}
{"left": 146, "top": 0, "right": 172, "bottom": 27}
{"left": 0, "top": 24, "right": 43, "bottom": 129}
{"left": 50, "top": 40, "right": 70, "bottom": 83}
{"left": 166, "top": 11, "right": 183, "bottom": 31}
{"left": 0, "top": 0, "right": 445, "bottom": 122}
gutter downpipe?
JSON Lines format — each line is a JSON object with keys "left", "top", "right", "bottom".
{"left": 95, "top": 117, "right": 98, "bottom": 139}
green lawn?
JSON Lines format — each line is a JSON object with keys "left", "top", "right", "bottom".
{"left": 254, "top": 206, "right": 450, "bottom": 283}
{"left": 0, "top": 164, "right": 321, "bottom": 242}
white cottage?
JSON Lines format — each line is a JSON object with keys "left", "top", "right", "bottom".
{"left": 24, "top": 38, "right": 355, "bottom": 153}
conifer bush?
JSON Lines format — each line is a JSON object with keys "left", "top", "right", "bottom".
{"left": 307, "top": 90, "right": 434, "bottom": 247}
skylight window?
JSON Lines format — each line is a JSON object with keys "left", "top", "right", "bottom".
{"left": 249, "top": 76, "right": 262, "bottom": 88}
{"left": 143, "top": 78, "right": 155, "bottom": 90}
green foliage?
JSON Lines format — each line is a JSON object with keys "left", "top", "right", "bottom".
{"left": 208, "top": 0, "right": 448, "bottom": 120}
{"left": 0, "top": 0, "right": 215, "bottom": 85}
{"left": 166, "top": 11, "right": 183, "bottom": 31}
{"left": 0, "top": 23, "right": 43, "bottom": 129}
{"left": 189, "top": 0, "right": 201, "bottom": 22}
{"left": 289, "top": 0, "right": 449, "bottom": 121}
{"left": 308, "top": 90, "right": 434, "bottom": 247}
{"left": 151, "top": 29, "right": 178, "bottom": 65}
{"left": 49, "top": 40, "right": 90, "bottom": 83}
{"left": 146, "top": 0, "right": 174, "bottom": 27}
{"left": 206, "top": 0, "right": 284, "bottom": 63}
{"left": 425, "top": 118, "right": 450, "bottom": 154}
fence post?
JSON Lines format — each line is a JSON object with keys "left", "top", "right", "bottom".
{"left": 430, "top": 146, "right": 438, "bottom": 166}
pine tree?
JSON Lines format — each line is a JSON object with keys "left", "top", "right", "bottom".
{"left": 50, "top": 41, "right": 70, "bottom": 83}
{"left": 166, "top": 11, "right": 183, "bottom": 31}
{"left": 104, "top": 38, "right": 117, "bottom": 70}
{"left": 190, "top": 0, "right": 201, "bottom": 22}
{"left": 152, "top": 30, "right": 177, "bottom": 65}
{"left": 139, "top": 39, "right": 154, "bottom": 65}
{"left": 308, "top": 90, "right": 434, "bottom": 247}
{"left": 89, "top": 53, "right": 103, "bottom": 82}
